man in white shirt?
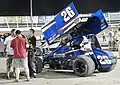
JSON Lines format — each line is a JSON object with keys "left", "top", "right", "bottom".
{"left": 3, "top": 29, "right": 16, "bottom": 79}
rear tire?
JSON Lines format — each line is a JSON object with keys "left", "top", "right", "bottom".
{"left": 73, "top": 55, "right": 95, "bottom": 77}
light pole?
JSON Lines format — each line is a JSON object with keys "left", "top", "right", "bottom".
{"left": 30, "top": 0, "right": 33, "bottom": 29}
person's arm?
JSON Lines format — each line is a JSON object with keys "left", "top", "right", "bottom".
{"left": 32, "top": 36, "right": 36, "bottom": 52}
{"left": 3, "top": 37, "right": 8, "bottom": 57}
{"left": 10, "top": 39, "right": 14, "bottom": 49}
{"left": 26, "top": 40, "right": 29, "bottom": 48}
{"left": 28, "top": 38, "right": 32, "bottom": 48}
{"left": 4, "top": 45, "right": 7, "bottom": 53}
{"left": 31, "top": 36, "right": 36, "bottom": 48}
{"left": 34, "top": 36, "right": 36, "bottom": 48}
{"left": 114, "top": 33, "right": 119, "bottom": 42}
{"left": 114, "top": 33, "right": 117, "bottom": 39}
{"left": 25, "top": 38, "right": 29, "bottom": 48}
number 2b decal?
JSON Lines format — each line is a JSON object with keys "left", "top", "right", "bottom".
{"left": 61, "top": 6, "right": 75, "bottom": 22}
{"left": 97, "top": 55, "right": 112, "bottom": 64}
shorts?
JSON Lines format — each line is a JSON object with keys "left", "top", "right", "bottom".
{"left": 12, "top": 57, "right": 28, "bottom": 68}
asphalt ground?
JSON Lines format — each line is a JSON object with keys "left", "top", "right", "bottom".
{"left": 0, "top": 37, "right": 119, "bottom": 85}
{"left": 0, "top": 52, "right": 119, "bottom": 85}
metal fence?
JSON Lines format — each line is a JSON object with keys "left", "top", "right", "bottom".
{"left": 0, "top": 16, "right": 54, "bottom": 29}
{"left": 0, "top": 12, "right": 120, "bottom": 29}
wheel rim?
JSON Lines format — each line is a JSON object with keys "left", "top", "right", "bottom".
{"left": 76, "top": 62, "right": 87, "bottom": 74}
{"left": 35, "top": 48, "right": 42, "bottom": 56}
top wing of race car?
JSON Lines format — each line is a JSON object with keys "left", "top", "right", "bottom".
{"left": 41, "top": 2, "right": 108, "bottom": 45}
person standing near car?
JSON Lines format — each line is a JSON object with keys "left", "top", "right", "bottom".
{"left": 102, "top": 31, "right": 106, "bottom": 42}
{"left": 11, "top": 30, "right": 30, "bottom": 82}
{"left": 115, "top": 28, "right": 120, "bottom": 58}
{"left": 28, "top": 29, "right": 37, "bottom": 78}
{"left": 108, "top": 29, "right": 114, "bottom": 50}
{"left": 3, "top": 29, "right": 16, "bottom": 79}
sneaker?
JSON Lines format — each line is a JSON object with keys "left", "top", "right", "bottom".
{"left": 30, "top": 75, "right": 37, "bottom": 78}
{"left": 34, "top": 73, "right": 37, "bottom": 76}
{"left": 14, "top": 79, "right": 19, "bottom": 82}
{"left": 11, "top": 74, "right": 16, "bottom": 79}
{"left": 26, "top": 78, "right": 30, "bottom": 82}
{"left": 30, "top": 76, "right": 34, "bottom": 79}
{"left": 6, "top": 76, "right": 11, "bottom": 80}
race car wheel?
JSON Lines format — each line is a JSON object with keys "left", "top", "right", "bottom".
{"left": 73, "top": 55, "right": 95, "bottom": 77}
{"left": 35, "top": 57, "right": 43, "bottom": 73}
{"left": 35, "top": 47, "right": 42, "bottom": 56}
{"left": 98, "top": 51, "right": 117, "bottom": 72}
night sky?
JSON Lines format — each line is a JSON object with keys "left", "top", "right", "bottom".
{"left": 0, "top": 0, "right": 120, "bottom": 16}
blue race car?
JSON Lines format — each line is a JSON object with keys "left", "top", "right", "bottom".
{"left": 36, "top": 2, "right": 117, "bottom": 77}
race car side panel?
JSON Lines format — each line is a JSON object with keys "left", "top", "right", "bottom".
{"left": 92, "top": 48, "right": 117, "bottom": 69}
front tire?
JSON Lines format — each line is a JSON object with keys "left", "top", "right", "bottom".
{"left": 73, "top": 55, "right": 95, "bottom": 77}
{"left": 35, "top": 57, "right": 43, "bottom": 73}
{"left": 35, "top": 47, "right": 42, "bottom": 56}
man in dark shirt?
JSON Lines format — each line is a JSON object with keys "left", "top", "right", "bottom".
{"left": 28, "top": 29, "right": 36, "bottom": 48}
{"left": 28, "top": 29, "right": 37, "bottom": 78}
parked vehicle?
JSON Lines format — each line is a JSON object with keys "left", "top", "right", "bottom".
{"left": 34, "top": 3, "right": 117, "bottom": 77}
